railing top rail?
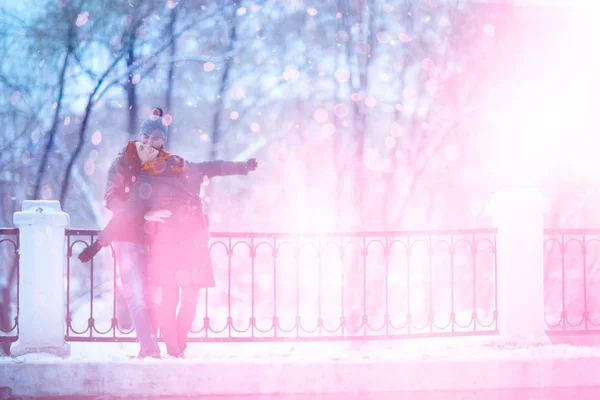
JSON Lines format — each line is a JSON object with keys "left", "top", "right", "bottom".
{"left": 544, "top": 228, "right": 600, "bottom": 235}
{"left": 65, "top": 227, "right": 497, "bottom": 238}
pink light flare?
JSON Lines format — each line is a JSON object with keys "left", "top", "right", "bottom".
{"left": 314, "top": 108, "right": 329, "bottom": 123}
{"left": 334, "top": 104, "right": 348, "bottom": 118}
{"left": 478, "top": 3, "right": 600, "bottom": 187}
{"left": 84, "top": 158, "right": 95, "bottom": 176}
{"left": 75, "top": 12, "right": 89, "bottom": 27}
{"left": 203, "top": 62, "right": 215, "bottom": 72}
{"left": 485, "top": 78, "right": 596, "bottom": 185}
{"left": 398, "top": 33, "right": 411, "bottom": 43}
{"left": 162, "top": 114, "right": 173, "bottom": 126}
{"left": 364, "top": 96, "right": 377, "bottom": 108}
{"left": 421, "top": 58, "right": 435, "bottom": 71}
{"left": 334, "top": 68, "right": 350, "bottom": 83}
{"left": 321, "top": 123, "right": 336, "bottom": 138}
{"left": 282, "top": 69, "right": 300, "bottom": 80}
{"left": 91, "top": 131, "right": 102, "bottom": 145}
{"left": 376, "top": 31, "right": 389, "bottom": 44}
{"left": 483, "top": 23, "right": 495, "bottom": 37}
{"left": 390, "top": 122, "right": 402, "bottom": 137}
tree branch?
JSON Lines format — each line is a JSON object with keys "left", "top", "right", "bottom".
{"left": 59, "top": 51, "right": 127, "bottom": 204}
{"left": 59, "top": 18, "right": 209, "bottom": 205}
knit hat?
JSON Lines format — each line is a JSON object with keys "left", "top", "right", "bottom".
{"left": 140, "top": 108, "right": 168, "bottom": 141}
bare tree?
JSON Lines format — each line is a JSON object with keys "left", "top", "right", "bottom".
{"left": 31, "top": 4, "right": 79, "bottom": 200}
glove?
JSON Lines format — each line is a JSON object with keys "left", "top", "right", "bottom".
{"left": 246, "top": 158, "right": 258, "bottom": 171}
{"left": 78, "top": 240, "right": 104, "bottom": 263}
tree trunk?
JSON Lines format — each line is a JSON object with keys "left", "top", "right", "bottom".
{"left": 125, "top": 40, "right": 138, "bottom": 138}
{"left": 209, "top": 5, "right": 238, "bottom": 162}
{"left": 341, "top": 0, "right": 374, "bottom": 340}
{"left": 165, "top": 7, "right": 178, "bottom": 113}
{"left": 204, "top": 4, "right": 239, "bottom": 214}
{"left": 60, "top": 103, "right": 94, "bottom": 205}
{"left": 333, "top": 0, "right": 345, "bottom": 231}
{"left": 33, "top": 39, "right": 73, "bottom": 199}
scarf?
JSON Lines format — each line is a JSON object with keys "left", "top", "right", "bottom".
{"left": 140, "top": 147, "right": 185, "bottom": 176}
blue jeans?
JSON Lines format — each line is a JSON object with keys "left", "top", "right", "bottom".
{"left": 114, "top": 242, "right": 160, "bottom": 357}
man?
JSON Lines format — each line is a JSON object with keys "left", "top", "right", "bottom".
{"left": 103, "top": 108, "right": 169, "bottom": 359}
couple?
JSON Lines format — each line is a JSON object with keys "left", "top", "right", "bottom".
{"left": 78, "top": 108, "right": 258, "bottom": 358}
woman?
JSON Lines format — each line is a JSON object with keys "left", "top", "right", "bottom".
{"left": 80, "top": 140, "right": 258, "bottom": 357}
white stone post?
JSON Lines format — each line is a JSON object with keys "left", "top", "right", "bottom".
{"left": 11, "top": 200, "right": 70, "bottom": 357}
{"left": 485, "top": 188, "right": 550, "bottom": 345}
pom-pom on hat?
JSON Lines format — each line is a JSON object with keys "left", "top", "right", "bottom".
{"left": 140, "top": 107, "right": 168, "bottom": 141}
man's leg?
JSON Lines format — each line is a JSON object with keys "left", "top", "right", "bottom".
{"left": 146, "top": 280, "right": 160, "bottom": 338}
{"left": 159, "top": 285, "right": 181, "bottom": 356}
{"left": 176, "top": 286, "right": 200, "bottom": 356}
{"left": 114, "top": 242, "right": 160, "bottom": 357}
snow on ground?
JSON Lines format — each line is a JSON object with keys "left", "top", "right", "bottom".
{"left": 2, "top": 337, "right": 600, "bottom": 364}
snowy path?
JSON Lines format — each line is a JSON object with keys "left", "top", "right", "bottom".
{"left": 3, "top": 338, "right": 600, "bottom": 398}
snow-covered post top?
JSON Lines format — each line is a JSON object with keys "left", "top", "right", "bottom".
{"left": 485, "top": 188, "right": 550, "bottom": 345}
{"left": 12, "top": 200, "right": 70, "bottom": 357}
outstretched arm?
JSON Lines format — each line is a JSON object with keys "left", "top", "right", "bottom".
{"left": 185, "top": 158, "right": 258, "bottom": 180}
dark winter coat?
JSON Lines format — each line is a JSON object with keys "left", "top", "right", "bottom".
{"left": 104, "top": 140, "right": 146, "bottom": 212}
{"left": 98, "top": 142, "right": 249, "bottom": 287}
{"left": 103, "top": 141, "right": 156, "bottom": 244}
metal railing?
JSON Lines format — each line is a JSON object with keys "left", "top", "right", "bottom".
{"left": 65, "top": 228, "right": 498, "bottom": 342}
{"left": 0, "top": 228, "right": 19, "bottom": 345}
{"left": 544, "top": 228, "right": 600, "bottom": 334}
